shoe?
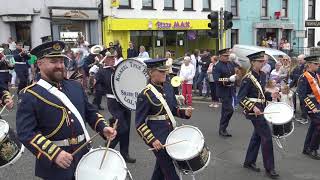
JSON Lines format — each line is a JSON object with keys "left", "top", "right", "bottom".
{"left": 209, "top": 104, "right": 214, "bottom": 108}
{"left": 300, "top": 119, "right": 308, "bottom": 124}
{"left": 265, "top": 170, "right": 279, "bottom": 179}
{"left": 307, "top": 150, "right": 320, "bottom": 160}
{"left": 124, "top": 156, "right": 136, "bottom": 163}
{"left": 243, "top": 163, "right": 261, "bottom": 172}
{"left": 219, "top": 130, "right": 232, "bottom": 137}
{"left": 302, "top": 149, "right": 311, "bottom": 155}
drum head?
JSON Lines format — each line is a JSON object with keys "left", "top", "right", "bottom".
{"left": 0, "top": 119, "right": 9, "bottom": 142}
{"left": 112, "top": 59, "right": 148, "bottom": 110}
{"left": 166, "top": 125, "right": 204, "bottom": 161}
{"left": 76, "top": 148, "right": 127, "bottom": 180}
{"left": 264, "top": 102, "right": 293, "bottom": 125}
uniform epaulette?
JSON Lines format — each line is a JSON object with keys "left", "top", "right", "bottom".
{"left": 143, "top": 87, "right": 151, "bottom": 95}
{"left": 21, "top": 83, "right": 37, "bottom": 94}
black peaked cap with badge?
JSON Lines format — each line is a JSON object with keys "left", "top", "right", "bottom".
{"left": 144, "top": 58, "right": 169, "bottom": 71}
{"left": 30, "top": 41, "right": 66, "bottom": 60}
{"left": 304, "top": 55, "right": 320, "bottom": 63}
{"left": 247, "top": 51, "right": 266, "bottom": 61}
{"left": 218, "top": 48, "right": 231, "bottom": 55}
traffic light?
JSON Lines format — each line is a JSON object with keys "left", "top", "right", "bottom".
{"left": 207, "top": 11, "right": 219, "bottom": 38}
{"left": 223, "top": 11, "right": 233, "bottom": 30}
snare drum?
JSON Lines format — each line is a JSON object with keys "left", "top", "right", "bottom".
{"left": 0, "top": 119, "right": 25, "bottom": 168}
{"left": 264, "top": 102, "right": 294, "bottom": 138}
{"left": 76, "top": 148, "right": 132, "bottom": 180}
{"left": 166, "top": 125, "right": 210, "bottom": 174}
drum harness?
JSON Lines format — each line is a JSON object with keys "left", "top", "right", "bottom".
{"left": 37, "top": 79, "right": 90, "bottom": 147}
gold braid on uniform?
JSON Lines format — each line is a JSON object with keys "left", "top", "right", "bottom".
{"left": 137, "top": 123, "right": 155, "bottom": 144}
{"left": 30, "top": 134, "right": 61, "bottom": 160}
{"left": 304, "top": 97, "right": 316, "bottom": 110}
{"left": 240, "top": 98, "right": 255, "bottom": 111}
{"left": 1, "top": 90, "right": 12, "bottom": 103}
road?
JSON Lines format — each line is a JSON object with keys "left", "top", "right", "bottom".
{"left": 0, "top": 96, "right": 319, "bottom": 180}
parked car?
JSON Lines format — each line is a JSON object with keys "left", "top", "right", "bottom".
{"left": 231, "top": 44, "right": 288, "bottom": 70}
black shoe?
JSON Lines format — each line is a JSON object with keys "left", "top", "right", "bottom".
{"left": 124, "top": 156, "right": 136, "bottom": 163}
{"left": 219, "top": 130, "right": 232, "bottom": 137}
{"left": 243, "top": 163, "right": 261, "bottom": 172}
{"left": 308, "top": 150, "right": 320, "bottom": 160}
{"left": 265, "top": 170, "right": 279, "bottom": 179}
{"left": 302, "top": 148, "right": 311, "bottom": 155}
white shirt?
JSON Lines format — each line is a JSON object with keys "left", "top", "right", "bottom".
{"left": 89, "top": 65, "right": 99, "bottom": 74}
{"left": 280, "top": 91, "right": 294, "bottom": 108}
{"left": 138, "top": 51, "right": 149, "bottom": 58}
{"left": 179, "top": 63, "right": 195, "bottom": 84}
{"left": 166, "top": 58, "right": 173, "bottom": 74}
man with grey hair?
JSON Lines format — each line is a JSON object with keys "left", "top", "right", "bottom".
{"left": 290, "top": 54, "right": 308, "bottom": 124}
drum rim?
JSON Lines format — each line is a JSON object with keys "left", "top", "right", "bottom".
{"left": 0, "top": 119, "right": 9, "bottom": 142}
{"left": 264, "top": 102, "right": 294, "bottom": 125}
{"left": 271, "top": 121, "right": 294, "bottom": 138}
{"left": 182, "top": 150, "right": 211, "bottom": 175}
{"left": 166, "top": 125, "right": 205, "bottom": 161}
{"left": 75, "top": 147, "right": 128, "bottom": 180}
{"left": 0, "top": 145, "right": 25, "bottom": 169}
{"left": 111, "top": 58, "right": 148, "bottom": 111}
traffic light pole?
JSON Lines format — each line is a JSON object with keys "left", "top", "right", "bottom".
{"left": 219, "top": 7, "right": 224, "bottom": 51}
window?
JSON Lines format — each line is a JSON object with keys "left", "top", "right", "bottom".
{"left": 184, "top": 0, "right": 193, "bottom": 10}
{"left": 142, "top": 0, "right": 154, "bottom": 9}
{"left": 202, "top": 0, "right": 211, "bottom": 11}
{"left": 231, "top": 0, "right": 238, "bottom": 17}
{"left": 261, "top": 0, "right": 268, "bottom": 17}
{"left": 282, "top": 0, "right": 288, "bottom": 17}
{"left": 308, "top": 29, "right": 315, "bottom": 47}
{"left": 164, "top": 0, "right": 174, "bottom": 10}
{"left": 231, "top": 29, "right": 239, "bottom": 48}
{"left": 119, "top": 0, "right": 131, "bottom": 9}
{"left": 308, "top": 0, "right": 315, "bottom": 19}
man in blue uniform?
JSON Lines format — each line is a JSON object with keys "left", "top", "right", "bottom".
{"left": 95, "top": 52, "right": 136, "bottom": 163}
{"left": 238, "top": 51, "right": 279, "bottom": 179}
{"left": 12, "top": 42, "right": 30, "bottom": 93}
{"left": 213, "top": 48, "right": 235, "bottom": 137}
{"left": 135, "top": 58, "right": 192, "bottom": 180}
{"left": 16, "top": 41, "right": 117, "bottom": 180}
{"left": 297, "top": 55, "right": 320, "bottom": 160}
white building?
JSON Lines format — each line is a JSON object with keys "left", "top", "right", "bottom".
{"left": 0, "top": 0, "right": 101, "bottom": 49}
{"left": 304, "top": 0, "right": 320, "bottom": 48}
{"left": 102, "top": 0, "right": 225, "bottom": 58}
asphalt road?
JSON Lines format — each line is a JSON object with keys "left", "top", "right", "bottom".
{"left": 0, "top": 96, "right": 319, "bottom": 180}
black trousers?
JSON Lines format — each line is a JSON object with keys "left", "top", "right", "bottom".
{"left": 219, "top": 96, "right": 234, "bottom": 131}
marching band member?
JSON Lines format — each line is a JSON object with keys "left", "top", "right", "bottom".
{"left": 213, "top": 48, "right": 235, "bottom": 137}
{"left": 135, "top": 58, "right": 192, "bottom": 180}
{"left": 16, "top": 41, "right": 117, "bottom": 180}
{"left": 99, "top": 51, "right": 136, "bottom": 163}
{"left": 297, "top": 55, "right": 320, "bottom": 160}
{"left": 238, "top": 51, "right": 279, "bottom": 179}
{"left": 0, "top": 48, "right": 14, "bottom": 112}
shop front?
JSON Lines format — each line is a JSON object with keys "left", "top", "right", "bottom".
{"left": 103, "top": 18, "right": 221, "bottom": 58}
{"left": 254, "top": 22, "right": 294, "bottom": 47}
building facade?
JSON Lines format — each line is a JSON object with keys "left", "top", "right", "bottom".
{"left": 226, "top": 0, "right": 304, "bottom": 51}
{"left": 103, "top": 0, "right": 225, "bottom": 58}
{"left": 0, "top": 0, "right": 101, "bottom": 49}
{"left": 304, "top": 0, "right": 320, "bottom": 48}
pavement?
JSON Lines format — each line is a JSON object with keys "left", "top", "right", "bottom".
{"left": 1, "top": 95, "right": 320, "bottom": 180}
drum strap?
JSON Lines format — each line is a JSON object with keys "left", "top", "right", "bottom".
{"left": 247, "top": 72, "right": 265, "bottom": 99}
{"left": 37, "top": 79, "right": 90, "bottom": 142}
{"left": 146, "top": 84, "right": 177, "bottom": 128}
{"left": 304, "top": 71, "right": 320, "bottom": 103}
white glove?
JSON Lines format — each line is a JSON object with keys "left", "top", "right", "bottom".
{"left": 229, "top": 74, "right": 237, "bottom": 82}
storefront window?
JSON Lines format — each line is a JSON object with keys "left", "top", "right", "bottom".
{"left": 231, "top": 0, "right": 238, "bottom": 16}
{"left": 202, "top": 0, "right": 210, "bottom": 11}
{"left": 308, "top": 0, "right": 315, "bottom": 19}
{"left": 142, "top": 0, "right": 153, "bottom": 9}
{"left": 119, "top": 0, "right": 131, "bottom": 8}
{"left": 308, "top": 29, "right": 315, "bottom": 47}
{"left": 130, "top": 31, "right": 153, "bottom": 56}
{"left": 231, "top": 29, "right": 239, "bottom": 48}
{"left": 184, "top": 0, "right": 193, "bottom": 10}
{"left": 261, "top": 0, "right": 268, "bottom": 17}
{"left": 282, "top": 0, "right": 288, "bottom": 17}
{"left": 15, "top": 22, "right": 31, "bottom": 47}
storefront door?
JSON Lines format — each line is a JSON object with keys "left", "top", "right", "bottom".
{"left": 15, "top": 22, "right": 31, "bottom": 47}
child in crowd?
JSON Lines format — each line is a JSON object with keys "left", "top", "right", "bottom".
{"left": 279, "top": 85, "right": 294, "bottom": 108}
{"left": 265, "top": 79, "right": 280, "bottom": 102}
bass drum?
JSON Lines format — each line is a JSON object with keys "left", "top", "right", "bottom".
{"left": 0, "top": 119, "right": 25, "bottom": 168}
{"left": 112, "top": 59, "right": 148, "bottom": 110}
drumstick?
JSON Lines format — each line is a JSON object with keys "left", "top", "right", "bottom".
{"left": 71, "top": 132, "right": 100, "bottom": 156}
{"left": 148, "top": 140, "right": 187, "bottom": 151}
{"left": 248, "top": 111, "right": 280, "bottom": 115}
{"left": 99, "top": 119, "right": 118, "bottom": 169}
{"left": 179, "top": 107, "right": 195, "bottom": 110}
{"left": 0, "top": 95, "right": 14, "bottom": 115}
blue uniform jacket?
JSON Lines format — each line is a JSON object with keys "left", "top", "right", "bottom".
{"left": 289, "top": 64, "right": 305, "bottom": 88}
{"left": 237, "top": 70, "right": 272, "bottom": 119}
{"left": 16, "top": 80, "right": 109, "bottom": 179}
{"left": 135, "top": 81, "right": 190, "bottom": 146}
{"left": 12, "top": 49, "right": 29, "bottom": 71}
{"left": 297, "top": 71, "right": 320, "bottom": 111}
{"left": 213, "top": 60, "right": 236, "bottom": 98}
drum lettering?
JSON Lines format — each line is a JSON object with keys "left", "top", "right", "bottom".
{"left": 124, "top": 96, "right": 135, "bottom": 105}
{"left": 121, "top": 90, "right": 134, "bottom": 97}
{"left": 130, "top": 62, "right": 141, "bottom": 70}
{"left": 115, "top": 65, "right": 129, "bottom": 82}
